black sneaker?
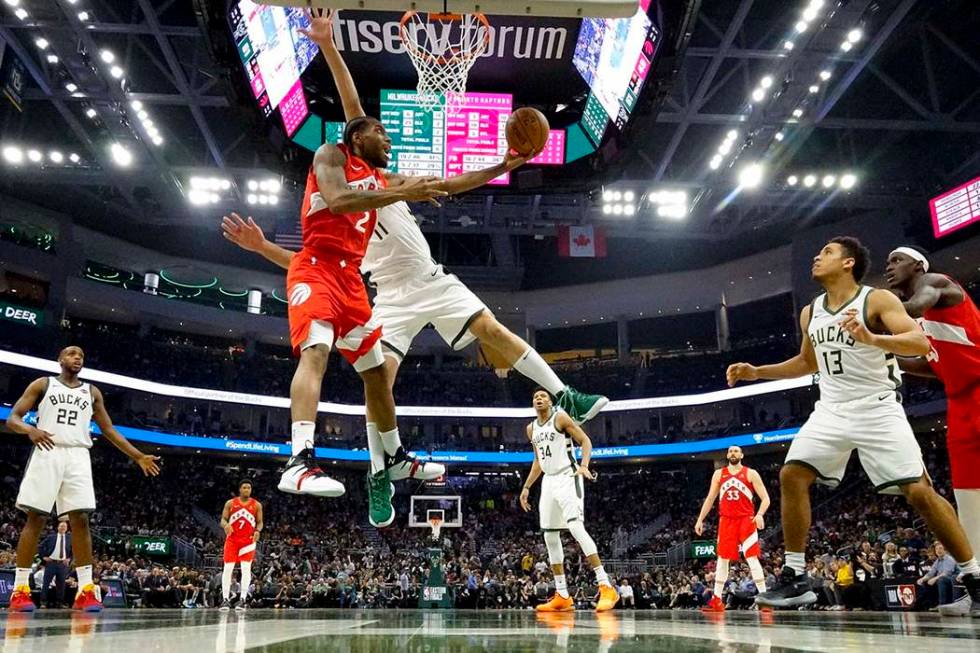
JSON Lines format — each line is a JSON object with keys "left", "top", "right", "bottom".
{"left": 218, "top": 599, "right": 231, "bottom": 612}
{"left": 385, "top": 447, "right": 445, "bottom": 481}
{"left": 277, "top": 448, "right": 345, "bottom": 497}
{"left": 754, "top": 566, "right": 817, "bottom": 608}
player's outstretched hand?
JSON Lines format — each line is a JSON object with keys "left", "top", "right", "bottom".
{"left": 301, "top": 8, "right": 337, "bottom": 50}
{"left": 519, "top": 488, "right": 531, "bottom": 512}
{"left": 694, "top": 520, "right": 704, "bottom": 536}
{"left": 400, "top": 176, "right": 449, "bottom": 203}
{"left": 28, "top": 428, "right": 56, "bottom": 450}
{"left": 839, "top": 309, "right": 876, "bottom": 346}
{"left": 136, "top": 454, "right": 162, "bottom": 476}
{"left": 726, "top": 362, "right": 759, "bottom": 387}
{"left": 575, "top": 466, "right": 595, "bottom": 481}
{"left": 221, "top": 213, "right": 266, "bottom": 252}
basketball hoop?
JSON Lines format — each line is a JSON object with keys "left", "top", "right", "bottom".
{"left": 399, "top": 11, "right": 491, "bottom": 114}
{"left": 428, "top": 516, "right": 444, "bottom": 541}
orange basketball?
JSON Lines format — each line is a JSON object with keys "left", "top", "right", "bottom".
{"left": 506, "top": 107, "right": 550, "bottom": 157}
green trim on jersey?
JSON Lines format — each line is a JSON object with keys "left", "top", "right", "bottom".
{"left": 822, "top": 285, "right": 864, "bottom": 315}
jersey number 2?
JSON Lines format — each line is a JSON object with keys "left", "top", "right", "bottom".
{"left": 56, "top": 408, "right": 78, "bottom": 426}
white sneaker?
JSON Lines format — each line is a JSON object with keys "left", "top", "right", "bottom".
{"left": 938, "top": 594, "right": 972, "bottom": 617}
{"left": 277, "top": 448, "right": 346, "bottom": 497}
{"left": 385, "top": 447, "right": 445, "bottom": 481}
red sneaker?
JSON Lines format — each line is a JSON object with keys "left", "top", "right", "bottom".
{"left": 701, "top": 595, "right": 726, "bottom": 613}
{"left": 7, "top": 586, "right": 35, "bottom": 613}
{"left": 72, "top": 584, "right": 103, "bottom": 613}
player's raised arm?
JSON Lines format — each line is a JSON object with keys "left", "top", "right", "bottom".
{"left": 5, "top": 378, "right": 55, "bottom": 450}
{"left": 727, "top": 305, "right": 819, "bottom": 386}
{"left": 90, "top": 385, "right": 161, "bottom": 476}
{"left": 388, "top": 150, "right": 531, "bottom": 197}
{"left": 301, "top": 10, "right": 366, "bottom": 121}
{"left": 841, "top": 289, "right": 930, "bottom": 357}
{"left": 748, "top": 469, "right": 771, "bottom": 530}
{"left": 221, "top": 213, "right": 294, "bottom": 271}
{"left": 694, "top": 469, "right": 722, "bottom": 536}
{"left": 557, "top": 412, "right": 594, "bottom": 481}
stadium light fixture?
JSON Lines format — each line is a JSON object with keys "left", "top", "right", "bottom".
{"left": 14, "top": 7, "right": 27, "bottom": 19}
{"left": 738, "top": 162, "right": 764, "bottom": 189}
{"left": 34, "top": 37, "right": 49, "bottom": 50}
{"left": 751, "top": 88, "right": 765, "bottom": 103}
{"left": 602, "top": 189, "right": 613, "bottom": 202}
{"left": 69, "top": 153, "right": 80, "bottom": 163}
{"left": 847, "top": 28, "right": 863, "bottom": 43}
{"left": 623, "top": 190, "right": 635, "bottom": 202}
{"left": 110, "top": 143, "right": 132, "bottom": 167}
{"left": 774, "top": 131, "right": 785, "bottom": 141}
{"left": 718, "top": 140, "right": 733, "bottom": 156}
{"left": 46, "top": 54, "right": 59, "bottom": 64}
{"left": 809, "top": 85, "right": 820, "bottom": 94}
{"left": 4, "top": 0, "right": 21, "bottom": 7}
{"left": 787, "top": 175, "right": 798, "bottom": 186}
{"left": 794, "top": 21, "right": 808, "bottom": 33}
{"left": 709, "top": 155, "right": 722, "bottom": 170}
{"left": 131, "top": 100, "right": 143, "bottom": 111}
{"left": 840, "top": 41, "right": 853, "bottom": 52}
{"left": 840, "top": 173, "right": 857, "bottom": 190}
{"left": 27, "top": 149, "right": 42, "bottom": 163}
{"left": 726, "top": 130, "right": 738, "bottom": 141}
{"left": 792, "top": 108, "right": 804, "bottom": 118}
{"left": 783, "top": 40, "right": 795, "bottom": 50}
{"left": 65, "top": 82, "right": 78, "bottom": 93}
{"left": 77, "top": 11, "right": 89, "bottom": 21}
{"left": 822, "top": 174, "right": 836, "bottom": 188}
{"left": 802, "top": 6, "right": 818, "bottom": 21}
{"left": 819, "top": 70, "right": 832, "bottom": 81}
{"left": 109, "top": 66, "right": 124, "bottom": 79}
{"left": 803, "top": 174, "right": 817, "bottom": 188}
{"left": 760, "top": 76, "right": 774, "bottom": 90}
{"left": 49, "top": 151, "right": 63, "bottom": 164}
{"left": 100, "top": 50, "right": 115, "bottom": 64}
{"left": 2, "top": 145, "right": 24, "bottom": 165}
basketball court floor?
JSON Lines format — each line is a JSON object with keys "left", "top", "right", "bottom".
{"left": 2, "top": 609, "right": 978, "bottom": 652}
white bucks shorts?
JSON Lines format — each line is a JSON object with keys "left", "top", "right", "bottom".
{"left": 373, "top": 272, "right": 488, "bottom": 360}
{"left": 540, "top": 472, "right": 585, "bottom": 531}
{"left": 16, "top": 446, "right": 96, "bottom": 516}
{"left": 786, "top": 393, "right": 925, "bottom": 496}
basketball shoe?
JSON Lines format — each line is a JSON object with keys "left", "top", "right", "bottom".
{"left": 385, "top": 447, "right": 446, "bottom": 481}
{"left": 596, "top": 584, "right": 620, "bottom": 612}
{"left": 556, "top": 387, "right": 608, "bottom": 424}
{"left": 73, "top": 584, "right": 103, "bottom": 613}
{"left": 701, "top": 595, "right": 725, "bottom": 613}
{"left": 754, "top": 566, "right": 817, "bottom": 609}
{"left": 367, "top": 470, "right": 395, "bottom": 528}
{"left": 7, "top": 586, "right": 35, "bottom": 613}
{"left": 278, "top": 448, "right": 345, "bottom": 497}
{"left": 938, "top": 573, "right": 980, "bottom": 617}
{"left": 537, "top": 593, "right": 575, "bottom": 612}
{"left": 219, "top": 599, "right": 232, "bottom": 612}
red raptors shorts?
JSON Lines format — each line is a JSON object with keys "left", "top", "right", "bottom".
{"left": 286, "top": 249, "right": 382, "bottom": 362}
{"left": 947, "top": 391, "right": 980, "bottom": 489}
{"left": 223, "top": 536, "right": 256, "bottom": 564}
{"left": 717, "top": 515, "right": 760, "bottom": 560}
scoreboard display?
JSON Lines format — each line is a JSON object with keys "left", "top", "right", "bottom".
{"left": 381, "top": 89, "right": 565, "bottom": 186}
{"left": 930, "top": 175, "right": 980, "bottom": 238}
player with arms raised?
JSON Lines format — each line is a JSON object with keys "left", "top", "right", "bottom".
{"left": 519, "top": 389, "right": 619, "bottom": 613}
{"left": 727, "top": 237, "right": 980, "bottom": 609}
{"left": 218, "top": 480, "right": 263, "bottom": 612}
{"left": 5, "top": 346, "right": 161, "bottom": 613}
{"left": 887, "top": 246, "right": 980, "bottom": 615}
{"left": 694, "top": 445, "right": 770, "bottom": 612}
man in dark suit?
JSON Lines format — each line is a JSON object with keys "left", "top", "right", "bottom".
{"left": 39, "top": 521, "right": 72, "bottom": 608}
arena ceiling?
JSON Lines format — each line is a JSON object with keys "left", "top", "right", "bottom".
{"left": 0, "top": 0, "right": 977, "bottom": 287}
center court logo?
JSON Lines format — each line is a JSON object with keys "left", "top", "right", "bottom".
{"left": 289, "top": 283, "right": 312, "bottom": 306}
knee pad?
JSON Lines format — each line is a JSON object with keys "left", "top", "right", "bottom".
{"left": 544, "top": 531, "right": 564, "bottom": 566}
{"left": 566, "top": 521, "right": 598, "bottom": 557}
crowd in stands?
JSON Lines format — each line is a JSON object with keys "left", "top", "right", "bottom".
{"left": 0, "top": 430, "right": 963, "bottom": 612}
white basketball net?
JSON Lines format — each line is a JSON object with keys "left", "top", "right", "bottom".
{"left": 400, "top": 12, "right": 490, "bottom": 114}
{"left": 428, "top": 518, "right": 443, "bottom": 541}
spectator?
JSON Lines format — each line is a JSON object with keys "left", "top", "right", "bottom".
{"left": 39, "top": 521, "right": 72, "bottom": 608}
{"left": 917, "top": 542, "right": 958, "bottom": 608}
{"left": 619, "top": 578, "right": 634, "bottom": 608}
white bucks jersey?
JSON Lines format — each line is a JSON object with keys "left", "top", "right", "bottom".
{"left": 808, "top": 286, "right": 902, "bottom": 403}
{"left": 531, "top": 410, "right": 577, "bottom": 476}
{"left": 361, "top": 201, "right": 441, "bottom": 290}
{"left": 36, "top": 377, "right": 94, "bottom": 448}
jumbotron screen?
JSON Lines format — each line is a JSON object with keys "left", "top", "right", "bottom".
{"left": 381, "top": 90, "right": 565, "bottom": 186}
{"left": 930, "top": 174, "right": 980, "bottom": 238}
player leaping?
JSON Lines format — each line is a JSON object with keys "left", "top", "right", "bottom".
{"left": 519, "top": 389, "right": 618, "bottom": 613}
{"left": 694, "top": 445, "right": 771, "bottom": 612}
{"left": 886, "top": 245, "right": 980, "bottom": 616}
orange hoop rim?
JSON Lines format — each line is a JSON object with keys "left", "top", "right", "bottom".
{"left": 399, "top": 10, "right": 491, "bottom": 66}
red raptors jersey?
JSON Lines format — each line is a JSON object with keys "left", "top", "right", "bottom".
{"left": 300, "top": 144, "right": 387, "bottom": 261}
{"left": 227, "top": 497, "right": 258, "bottom": 540}
{"left": 718, "top": 466, "right": 755, "bottom": 518}
{"left": 921, "top": 277, "right": 980, "bottom": 398}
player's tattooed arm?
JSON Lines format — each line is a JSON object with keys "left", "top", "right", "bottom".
{"left": 694, "top": 469, "right": 722, "bottom": 536}
{"left": 221, "top": 213, "right": 294, "bottom": 271}
{"left": 91, "top": 385, "right": 161, "bottom": 476}
{"left": 5, "top": 377, "right": 55, "bottom": 450}
{"left": 727, "top": 306, "right": 818, "bottom": 385}
{"left": 317, "top": 145, "right": 446, "bottom": 210}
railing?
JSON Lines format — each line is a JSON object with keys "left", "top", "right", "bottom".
{"left": 173, "top": 536, "right": 200, "bottom": 566}
{"left": 612, "top": 514, "right": 672, "bottom": 557}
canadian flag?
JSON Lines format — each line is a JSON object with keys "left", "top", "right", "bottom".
{"left": 557, "top": 225, "right": 607, "bottom": 258}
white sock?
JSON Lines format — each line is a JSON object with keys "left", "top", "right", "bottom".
{"left": 785, "top": 551, "right": 806, "bottom": 576}
{"left": 240, "top": 562, "right": 252, "bottom": 600}
{"left": 15, "top": 567, "right": 30, "bottom": 589}
{"left": 554, "top": 574, "right": 569, "bottom": 599}
{"left": 76, "top": 564, "right": 93, "bottom": 589}
{"left": 714, "top": 581, "right": 725, "bottom": 597}
{"left": 290, "top": 421, "right": 315, "bottom": 456}
{"left": 222, "top": 563, "right": 235, "bottom": 601}
{"left": 512, "top": 347, "right": 564, "bottom": 397}
{"left": 366, "top": 422, "right": 386, "bottom": 475}
{"left": 957, "top": 557, "right": 980, "bottom": 577}
{"left": 755, "top": 579, "right": 767, "bottom": 594}
{"left": 746, "top": 556, "right": 766, "bottom": 593}
{"left": 594, "top": 565, "right": 610, "bottom": 587}
{"left": 955, "top": 489, "right": 980, "bottom": 559}
{"left": 380, "top": 428, "right": 402, "bottom": 456}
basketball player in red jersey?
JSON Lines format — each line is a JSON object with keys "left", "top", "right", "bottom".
{"left": 887, "top": 246, "right": 980, "bottom": 615}
{"left": 694, "top": 445, "right": 771, "bottom": 612}
{"left": 218, "top": 480, "right": 263, "bottom": 612}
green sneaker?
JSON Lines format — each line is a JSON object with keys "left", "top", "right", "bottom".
{"left": 367, "top": 469, "right": 395, "bottom": 528}
{"left": 556, "top": 386, "right": 609, "bottom": 424}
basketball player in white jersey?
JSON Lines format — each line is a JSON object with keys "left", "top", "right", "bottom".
{"left": 519, "top": 389, "right": 619, "bottom": 613}
{"left": 727, "top": 237, "right": 980, "bottom": 608}
{"left": 5, "top": 346, "right": 161, "bottom": 612}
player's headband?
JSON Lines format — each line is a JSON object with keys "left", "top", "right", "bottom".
{"left": 890, "top": 247, "right": 930, "bottom": 272}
